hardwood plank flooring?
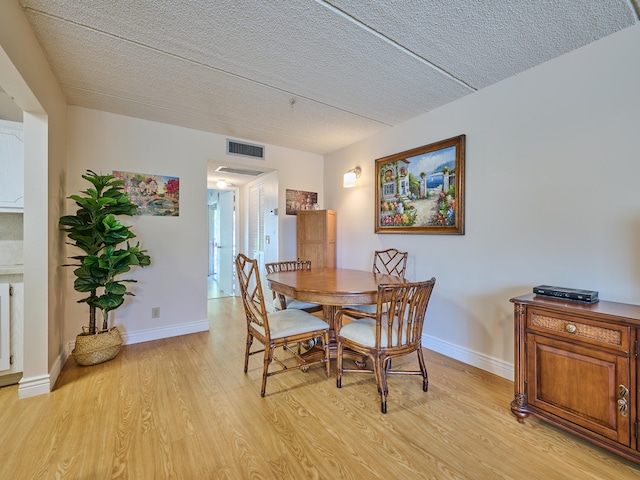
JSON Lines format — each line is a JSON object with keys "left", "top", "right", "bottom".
{"left": 1, "top": 296, "right": 638, "bottom": 479}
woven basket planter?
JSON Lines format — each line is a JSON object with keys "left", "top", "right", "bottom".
{"left": 72, "top": 326, "right": 123, "bottom": 366}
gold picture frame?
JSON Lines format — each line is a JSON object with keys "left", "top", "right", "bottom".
{"left": 375, "top": 135, "right": 465, "bottom": 234}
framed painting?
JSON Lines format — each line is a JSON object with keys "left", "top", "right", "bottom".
{"left": 286, "top": 189, "right": 318, "bottom": 215}
{"left": 375, "top": 134, "right": 465, "bottom": 234}
{"left": 113, "top": 171, "right": 180, "bottom": 216}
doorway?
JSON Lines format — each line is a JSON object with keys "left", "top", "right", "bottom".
{"left": 207, "top": 188, "right": 236, "bottom": 299}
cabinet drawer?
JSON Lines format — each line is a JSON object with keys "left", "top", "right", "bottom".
{"left": 527, "top": 309, "right": 630, "bottom": 354}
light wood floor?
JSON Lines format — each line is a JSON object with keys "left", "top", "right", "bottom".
{"left": 1, "top": 297, "right": 638, "bottom": 479}
{"left": 208, "top": 275, "right": 231, "bottom": 299}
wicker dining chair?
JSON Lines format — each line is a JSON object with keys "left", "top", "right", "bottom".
{"left": 373, "top": 248, "right": 408, "bottom": 278}
{"left": 265, "top": 260, "right": 323, "bottom": 313}
{"left": 236, "top": 254, "right": 330, "bottom": 397}
{"left": 349, "top": 248, "right": 409, "bottom": 314}
{"left": 335, "top": 278, "right": 436, "bottom": 413}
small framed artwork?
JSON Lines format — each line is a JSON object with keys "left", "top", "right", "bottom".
{"left": 375, "top": 134, "right": 465, "bottom": 234}
{"left": 285, "top": 189, "right": 318, "bottom": 215}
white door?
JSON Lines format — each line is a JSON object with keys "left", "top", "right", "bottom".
{"left": 208, "top": 202, "right": 217, "bottom": 277}
{"left": 218, "top": 190, "right": 235, "bottom": 296}
{"left": 249, "top": 183, "right": 265, "bottom": 273}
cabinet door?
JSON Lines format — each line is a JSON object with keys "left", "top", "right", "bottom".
{"left": 297, "top": 211, "right": 335, "bottom": 268}
{"left": 9, "top": 283, "right": 23, "bottom": 373}
{"left": 0, "top": 284, "right": 9, "bottom": 371}
{"left": 0, "top": 120, "right": 24, "bottom": 211}
{"left": 527, "top": 333, "right": 631, "bottom": 445}
{"left": 297, "top": 243, "right": 324, "bottom": 270}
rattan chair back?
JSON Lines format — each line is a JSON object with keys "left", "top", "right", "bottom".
{"left": 335, "top": 277, "right": 436, "bottom": 413}
{"left": 264, "top": 260, "right": 323, "bottom": 313}
{"left": 236, "top": 253, "right": 269, "bottom": 333}
{"left": 265, "top": 260, "right": 312, "bottom": 273}
{"left": 373, "top": 248, "right": 408, "bottom": 278}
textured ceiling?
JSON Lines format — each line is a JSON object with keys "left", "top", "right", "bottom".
{"left": 17, "top": 0, "right": 640, "bottom": 160}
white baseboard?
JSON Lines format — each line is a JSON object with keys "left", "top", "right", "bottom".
{"left": 18, "top": 374, "right": 52, "bottom": 399}
{"left": 67, "top": 319, "right": 210, "bottom": 353}
{"left": 422, "top": 334, "right": 514, "bottom": 381}
{"left": 15, "top": 344, "right": 69, "bottom": 399}
{"left": 49, "top": 346, "right": 67, "bottom": 388}
{"left": 120, "top": 319, "right": 210, "bottom": 345}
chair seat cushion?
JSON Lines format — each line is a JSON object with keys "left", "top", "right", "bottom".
{"left": 339, "top": 315, "right": 407, "bottom": 347}
{"left": 273, "top": 296, "right": 321, "bottom": 311}
{"left": 347, "top": 303, "right": 377, "bottom": 314}
{"left": 255, "top": 308, "right": 328, "bottom": 340}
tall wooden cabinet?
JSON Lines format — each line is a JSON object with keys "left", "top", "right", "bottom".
{"left": 296, "top": 210, "right": 336, "bottom": 268}
{"left": 510, "top": 294, "right": 640, "bottom": 464}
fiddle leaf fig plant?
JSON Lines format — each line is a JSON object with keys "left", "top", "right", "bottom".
{"left": 59, "top": 170, "right": 151, "bottom": 335}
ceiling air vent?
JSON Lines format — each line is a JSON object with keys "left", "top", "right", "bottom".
{"left": 227, "top": 139, "right": 265, "bottom": 160}
{"left": 214, "top": 165, "right": 266, "bottom": 177}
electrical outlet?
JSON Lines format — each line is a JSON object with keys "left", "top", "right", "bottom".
{"left": 151, "top": 307, "right": 160, "bottom": 318}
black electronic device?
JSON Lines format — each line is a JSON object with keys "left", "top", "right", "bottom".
{"left": 533, "top": 285, "right": 599, "bottom": 303}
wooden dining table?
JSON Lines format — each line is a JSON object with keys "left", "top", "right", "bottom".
{"left": 266, "top": 267, "right": 407, "bottom": 358}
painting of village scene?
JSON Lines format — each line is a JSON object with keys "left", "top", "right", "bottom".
{"left": 113, "top": 171, "right": 180, "bottom": 216}
{"left": 375, "top": 135, "right": 465, "bottom": 234}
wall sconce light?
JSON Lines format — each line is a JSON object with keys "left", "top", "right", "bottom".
{"left": 343, "top": 166, "right": 361, "bottom": 188}
{"left": 216, "top": 179, "right": 228, "bottom": 189}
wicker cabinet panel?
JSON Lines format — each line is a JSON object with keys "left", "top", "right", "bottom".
{"left": 527, "top": 308, "right": 629, "bottom": 354}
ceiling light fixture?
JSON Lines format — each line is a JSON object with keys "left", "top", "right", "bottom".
{"left": 216, "top": 179, "right": 228, "bottom": 189}
{"left": 343, "top": 166, "right": 361, "bottom": 188}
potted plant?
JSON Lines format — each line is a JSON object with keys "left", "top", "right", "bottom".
{"left": 59, "top": 170, "right": 151, "bottom": 365}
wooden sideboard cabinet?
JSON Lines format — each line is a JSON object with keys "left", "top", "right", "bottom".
{"left": 510, "top": 294, "right": 640, "bottom": 464}
{"left": 296, "top": 210, "right": 336, "bottom": 269}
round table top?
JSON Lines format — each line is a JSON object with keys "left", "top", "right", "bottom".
{"left": 266, "top": 268, "right": 406, "bottom": 306}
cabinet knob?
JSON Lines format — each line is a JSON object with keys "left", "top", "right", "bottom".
{"left": 565, "top": 323, "right": 577, "bottom": 333}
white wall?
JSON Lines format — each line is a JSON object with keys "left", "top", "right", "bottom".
{"left": 273, "top": 155, "right": 325, "bottom": 262}
{"left": 0, "top": 1, "right": 68, "bottom": 398}
{"left": 324, "top": 24, "right": 640, "bottom": 380}
{"left": 66, "top": 107, "right": 323, "bottom": 344}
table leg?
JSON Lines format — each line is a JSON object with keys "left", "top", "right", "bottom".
{"left": 322, "top": 305, "right": 367, "bottom": 366}
{"left": 323, "top": 304, "right": 339, "bottom": 345}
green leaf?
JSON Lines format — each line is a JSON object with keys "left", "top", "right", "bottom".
{"left": 74, "top": 276, "right": 102, "bottom": 292}
{"left": 96, "top": 294, "right": 125, "bottom": 311}
{"left": 106, "top": 282, "right": 127, "bottom": 295}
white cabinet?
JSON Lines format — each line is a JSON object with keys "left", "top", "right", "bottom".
{"left": 0, "top": 283, "right": 9, "bottom": 370}
{"left": 0, "top": 282, "right": 23, "bottom": 385}
{"left": 0, "top": 120, "right": 24, "bottom": 212}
